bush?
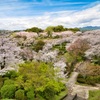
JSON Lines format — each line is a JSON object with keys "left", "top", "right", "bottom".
{"left": 18, "top": 61, "right": 66, "bottom": 99}
{"left": 33, "top": 40, "right": 45, "bottom": 52}
{"left": 4, "top": 79, "right": 14, "bottom": 85}
{"left": 53, "top": 25, "right": 66, "bottom": 32}
{"left": 38, "top": 86, "right": 56, "bottom": 100}
{"left": 15, "top": 89, "right": 25, "bottom": 100}
{"left": 44, "top": 86, "right": 55, "bottom": 100}
{"left": 77, "top": 74, "right": 100, "bottom": 85}
{"left": 0, "top": 84, "right": 16, "bottom": 99}
{"left": 4, "top": 70, "right": 19, "bottom": 79}
{"left": 25, "top": 27, "right": 43, "bottom": 34}
{"left": 77, "top": 77, "right": 86, "bottom": 84}
{"left": 68, "top": 28, "right": 80, "bottom": 32}
{"left": 38, "top": 81, "right": 65, "bottom": 100}
{"left": 53, "top": 42, "right": 67, "bottom": 55}
{"left": 92, "top": 55, "right": 100, "bottom": 65}
{"left": 26, "top": 90, "right": 35, "bottom": 100}
{"left": 53, "top": 35, "right": 61, "bottom": 39}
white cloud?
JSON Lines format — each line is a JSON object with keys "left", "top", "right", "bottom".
{"left": 0, "top": 4, "right": 100, "bottom": 30}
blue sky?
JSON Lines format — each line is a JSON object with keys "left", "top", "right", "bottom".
{"left": 0, "top": 0, "right": 100, "bottom": 30}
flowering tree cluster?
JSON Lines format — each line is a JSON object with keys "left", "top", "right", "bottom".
{"left": 67, "top": 38, "right": 90, "bottom": 57}
{"left": 0, "top": 37, "right": 22, "bottom": 70}
{"left": 65, "top": 38, "right": 90, "bottom": 74}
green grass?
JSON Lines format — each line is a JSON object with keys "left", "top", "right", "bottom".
{"left": 55, "top": 89, "right": 68, "bottom": 100}
{"left": 88, "top": 90, "right": 100, "bottom": 100}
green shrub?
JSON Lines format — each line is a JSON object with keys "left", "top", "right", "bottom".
{"left": 38, "top": 86, "right": 56, "bottom": 100}
{"left": 0, "top": 84, "right": 16, "bottom": 99}
{"left": 68, "top": 28, "right": 80, "bottom": 33}
{"left": 4, "top": 70, "right": 19, "bottom": 79}
{"left": 33, "top": 40, "right": 45, "bottom": 52}
{"left": 55, "top": 89, "right": 68, "bottom": 100}
{"left": 14, "top": 35, "right": 22, "bottom": 38}
{"left": 53, "top": 35, "right": 61, "bottom": 39}
{"left": 77, "top": 74, "right": 100, "bottom": 85}
{"left": 38, "top": 81, "right": 65, "bottom": 100}
{"left": 4, "top": 79, "right": 14, "bottom": 85}
{"left": 26, "top": 90, "right": 35, "bottom": 100}
{"left": 53, "top": 25, "right": 66, "bottom": 32}
{"left": 25, "top": 27, "right": 43, "bottom": 34}
{"left": 15, "top": 89, "right": 25, "bottom": 100}
{"left": 53, "top": 42, "right": 67, "bottom": 55}
{"left": 92, "top": 55, "right": 100, "bottom": 65}
{"left": 77, "top": 78, "right": 86, "bottom": 84}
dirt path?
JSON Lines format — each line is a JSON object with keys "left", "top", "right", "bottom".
{"left": 66, "top": 72, "right": 79, "bottom": 87}
{"left": 64, "top": 72, "right": 100, "bottom": 100}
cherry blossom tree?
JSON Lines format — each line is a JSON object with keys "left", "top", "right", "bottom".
{"left": 0, "top": 36, "right": 22, "bottom": 70}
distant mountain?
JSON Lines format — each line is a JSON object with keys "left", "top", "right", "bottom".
{"left": 80, "top": 26, "right": 100, "bottom": 31}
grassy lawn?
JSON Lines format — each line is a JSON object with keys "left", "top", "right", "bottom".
{"left": 88, "top": 90, "right": 100, "bottom": 100}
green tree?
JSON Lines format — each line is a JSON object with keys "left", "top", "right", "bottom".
{"left": 33, "top": 40, "right": 45, "bottom": 52}
{"left": 16, "top": 61, "right": 65, "bottom": 99}
{"left": 15, "top": 89, "right": 25, "bottom": 100}
{"left": 26, "top": 90, "right": 35, "bottom": 100}
{"left": 68, "top": 28, "right": 80, "bottom": 32}
{"left": 0, "top": 84, "right": 16, "bottom": 99}
{"left": 53, "top": 25, "right": 66, "bottom": 32}
{"left": 4, "top": 70, "right": 19, "bottom": 79}
{"left": 45, "top": 26, "right": 54, "bottom": 37}
{"left": 25, "top": 27, "right": 43, "bottom": 36}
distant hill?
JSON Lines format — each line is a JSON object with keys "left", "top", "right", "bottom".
{"left": 80, "top": 26, "right": 100, "bottom": 31}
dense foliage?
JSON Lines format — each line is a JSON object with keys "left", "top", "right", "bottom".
{"left": 53, "top": 25, "right": 66, "bottom": 32}
{"left": 67, "top": 28, "right": 80, "bottom": 32}
{"left": 25, "top": 27, "right": 43, "bottom": 35}
{"left": 32, "top": 40, "right": 45, "bottom": 52}
{"left": 45, "top": 25, "right": 80, "bottom": 33}
{"left": 45, "top": 26, "right": 54, "bottom": 37}
{"left": 77, "top": 74, "right": 100, "bottom": 85}
{"left": 53, "top": 42, "right": 67, "bottom": 55}
{"left": 92, "top": 55, "right": 100, "bottom": 65}
{"left": 25, "top": 25, "right": 80, "bottom": 36}
{"left": 0, "top": 61, "right": 66, "bottom": 100}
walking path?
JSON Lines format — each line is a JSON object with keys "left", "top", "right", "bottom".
{"left": 64, "top": 72, "right": 99, "bottom": 100}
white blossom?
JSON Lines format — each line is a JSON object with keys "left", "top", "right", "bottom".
{"left": 0, "top": 36, "right": 22, "bottom": 72}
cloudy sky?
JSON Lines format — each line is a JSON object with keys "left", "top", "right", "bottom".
{"left": 0, "top": 0, "right": 100, "bottom": 30}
